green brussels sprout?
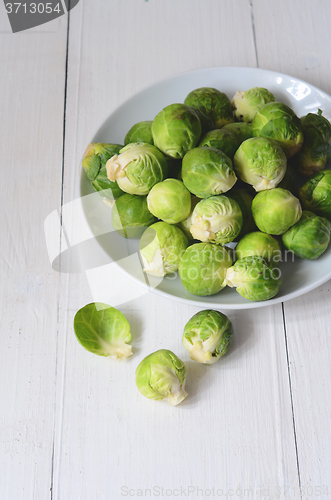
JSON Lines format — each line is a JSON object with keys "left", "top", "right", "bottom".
{"left": 231, "top": 87, "right": 275, "bottom": 122}
{"left": 252, "top": 188, "right": 302, "bottom": 235}
{"left": 235, "top": 231, "right": 281, "bottom": 264}
{"left": 73, "top": 303, "right": 132, "bottom": 359}
{"left": 225, "top": 256, "right": 282, "bottom": 301}
{"left": 111, "top": 194, "right": 157, "bottom": 239}
{"left": 190, "top": 106, "right": 214, "bottom": 136}
{"left": 198, "top": 129, "right": 241, "bottom": 160}
{"left": 190, "top": 195, "right": 243, "bottom": 245}
{"left": 147, "top": 179, "right": 191, "bottom": 224}
{"left": 184, "top": 87, "right": 234, "bottom": 128}
{"left": 166, "top": 158, "right": 182, "bottom": 180}
{"left": 179, "top": 242, "right": 233, "bottom": 296}
{"left": 282, "top": 210, "right": 331, "bottom": 260}
{"left": 252, "top": 102, "right": 304, "bottom": 158}
{"left": 298, "top": 170, "right": 331, "bottom": 219}
{"left": 233, "top": 137, "right": 287, "bottom": 191}
{"left": 176, "top": 196, "right": 201, "bottom": 240}
{"left": 106, "top": 142, "right": 168, "bottom": 195}
{"left": 181, "top": 147, "right": 237, "bottom": 198}
{"left": 278, "top": 163, "right": 303, "bottom": 196}
{"left": 82, "top": 143, "right": 125, "bottom": 200}
{"left": 139, "top": 222, "right": 188, "bottom": 277}
{"left": 135, "top": 349, "right": 187, "bottom": 405}
{"left": 222, "top": 122, "right": 253, "bottom": 143}
{"left": 182, "top": 310, "right": 233, "bottom": 364}
{"left": 228, "top": 188, "right": 256, "bottom": 239}
{"left": 292, "top": 111, "right": 331, "bottom": 178}
{"left": 124, "top": 121, "right": 154, "bottom": 146}
{"left": 151, "top": 104, "right": 201, "bottom": 159}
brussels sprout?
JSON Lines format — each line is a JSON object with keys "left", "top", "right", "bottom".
{"left": 190, "top": 195, "right": 243, "bottom": 245}
{"left": 182, "top": 310, "right": 233, "bottom": 364}
{"left": 190, "top": 106, "right": 214, "bottom": 136}
{"left": 111, "top": 194, "right": 157, "bottom": 239}
{"left": 292, "top": 111, "right": 331, "bottom": 177}
{"left": 298, "top": 170, "right": 331, "bottom": 219}
{"left": 228, "top": 188, "right": 256, "bottom": 239}
{"left": 176, "top": 196, "right": 201, "bottom": 240}
{"left": 225, "top": 256, "right": 282, "bottom": 301}
{"left": 252, "top": 188, "right": 302, "bottom": 235}
{"left": 151, "top": 104, "right": 201, "bottom": 159}
{"left": 135, "top": 349, "right": 188, "bottom": 406}
{"left": 252, "top": 102, "right": 304, "bottom": 158}
{"left": 139, "top": 222, "right": 188, "bottom": 277}
{"left": 198, "top": 129, "right": 241, "bottom": 160}
{"left": 147, "top": 179, "right": 191, "bottom": 224}
{"left": 106, "top": 142, "right": 168, "bottom": 195}
{"left": 166, "top": 158, "right": 182, "bottom": 180}
{"left": 82, "top": 143, "right": 125, "bottom": 200}
{"left": 235, "top": 231, "right": 281, "bottom": 264}
{"left": 231, "top": 87, "right": 275, "bottom": 122}
{"left": 184, "top": 87, "right": 234, "bottom": 128}
{"left": 124, "top": 121, "right": 154, "bottom": 146}
{"left": 222, "top": 122, "right": 253, "bottom": 143}
{"left": 179, "top": 243, "right": 233, "bottom": 296}
{"left": 182, "top": 147, "right": 237, "bottom": 198}
{"left": 282, "top": 210, "right": 331, "bottom": 260}
{"left": 73, "top": 303, "right": 132, "bottom": 359}
{"left": 233, "top": 137, "right": 287, "bottom": 191}
{"left": 278, "top": 163, "right": 302, "bottom": 196}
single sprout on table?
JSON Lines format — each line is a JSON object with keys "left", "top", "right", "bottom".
{"left": 298, "top": 169, "right": 331, "bottom": 219}
{"left": 184, "top": 87, "right": 234, "bottom": 128}
{"left": 233, "top": 137, "right": 287, "bottom": 191}
{"left": 106, "top": 142, "right": 168, "bottom": 195}
{"left": 190, "top": 195, "right": 243, "bottom": 245}
{"left": 228, "top": 188, "right": 256, "bottom": 239}
{"left": 124, "top": 120, "right": 154, "bottom": 146}
{"left": 231, "top": 87, "right": 275, "bottom": 122}
{"left": 182, "top": 310, "right": 233, "bottom": 364}
{"left": 82, "top": 143, "right": 124, "bottom": 200}
{"left": 139, "top": 222, "right": 188, "bottom": 277}
{"left": 252, "top": 188, "right": 302, "bottom": 235}
{"left": 282, "top": 210, "right": 331, "bottom": 259}
{"left": 252, "top": 102, "right": 304, "bottom": 158}
{"left": 198, "top": 128, "right": 241, "bottom": 160}
{"left": 135, "top": 349, "right": 188, "bottom": 406}
{"left": 182, "top": 147, "right": 237, "bottom": 198}
{"left": 111, "top": 194, "right": 157, "bottom": 239}
{"left": 222, "top": 122, "right": 253, "bottom": 143}
{"left": 225, "top": 256, "right": 282, "bottom": 301}
{"left": 151, "top": 103, "right": 201, "bottom": 159}
{"left": 178, "top": 242, "right": 233, "bottom": 296}
{"left": 176, "top": 195, "right": 201, "bottom": 240}
{"left": 73, "top": 303, "right": 132, "bottom": 359}
{"left": 235, "top": 231, "right": 281, "bottom": 265}
{"left": 291, "top": 111, "right": 331, "bottom": 178}
{"left": 147, "top": 179, "right": 191, "bottom": 224}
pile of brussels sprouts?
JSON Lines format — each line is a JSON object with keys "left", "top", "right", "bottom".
{"left": 82, "top": 86, "right": 331, "bottom": 303}
{"left": 74, "top": 302, "right": 234, "bottom": 406}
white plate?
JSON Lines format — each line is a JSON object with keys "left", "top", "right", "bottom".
{"left": 79, "top": 66, "right": 331, "bottom": 309}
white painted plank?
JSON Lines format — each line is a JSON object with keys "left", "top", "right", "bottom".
{"left": 51, "top": 0, "right": 301, "bottom": 498}
{"left": 253, "top": 0, "right": 331, "bottom": 93}
{"left": 0, "top": 13, "right": 68, "bottom": 500}
{"left": 252, "top": 0, "right": 331, "bottom": 492}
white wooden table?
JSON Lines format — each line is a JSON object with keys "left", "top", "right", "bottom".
{"left": 1, "top": 1, "right": 331, "bottom": 499}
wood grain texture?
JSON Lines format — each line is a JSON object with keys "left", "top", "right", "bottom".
{"left": 0, "top": 13, "right": 68, "bottom": 500}
{"left": 252, "top": 0, "right": 331, "bottom": 492}
{"left": 50, "top": 1, "right": 301, "bottom": 498}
